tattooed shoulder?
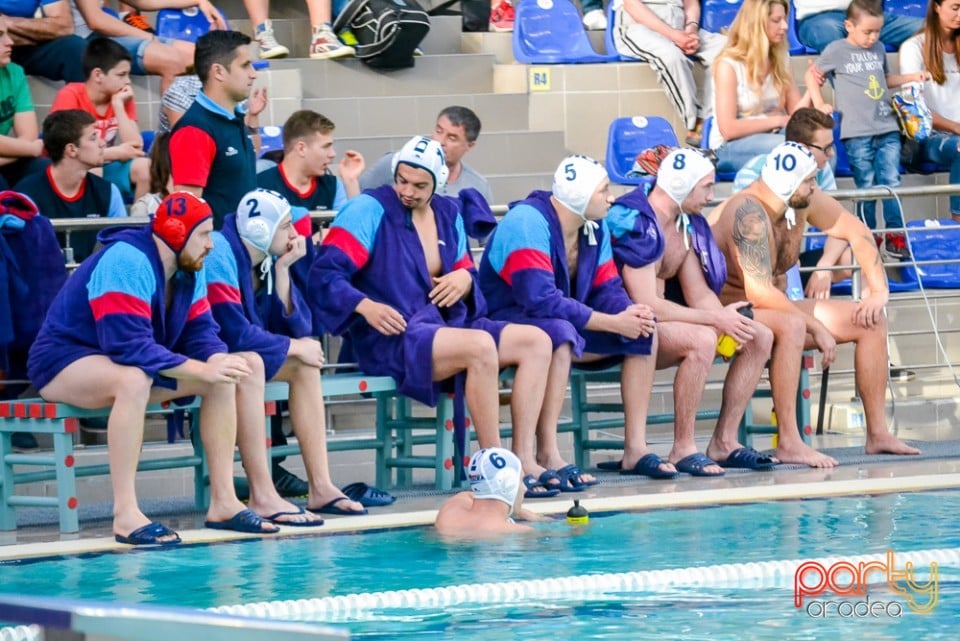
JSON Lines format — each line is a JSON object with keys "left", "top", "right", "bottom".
{"left": 731, "top": 199, "right": 772, "bottom": 285}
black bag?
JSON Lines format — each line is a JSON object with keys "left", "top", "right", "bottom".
{"left": 333, "top": 0, "right": 431, "bottom": 69}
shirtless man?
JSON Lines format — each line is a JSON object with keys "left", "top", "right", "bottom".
{"left": 708, "top": 141, "right": 920, "bottom": 467}
{"left": 435, "top": 447, "right": 535, "bottom": 536}
{"left": 607, "top": 148, "right": 775, "bottom": 475}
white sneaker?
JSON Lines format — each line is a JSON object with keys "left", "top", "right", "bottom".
{"left": 255, "top": 20, "right": 290, "bottom": 59}
{"left": 310, "top": 23, "right": 355, "bottom": 59}
{"left": 582, "top": 9, "right": 607, "bottom": 31}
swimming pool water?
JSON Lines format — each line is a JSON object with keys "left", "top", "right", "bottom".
{"left": 1, "top": 490, "right": 958, "bottom": 639}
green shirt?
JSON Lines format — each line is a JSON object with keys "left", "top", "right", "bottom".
{"left": 0, "top": 63, "right": 33, "bottom": 138}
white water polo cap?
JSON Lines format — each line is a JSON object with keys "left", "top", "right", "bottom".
{"left": 392, "top": 135, "right": 449, "bottom": 194}
{"left": 657, "top": 148, "right": 715, "bottom": 208}
{"left": 469, "top": 447, "right": 523, "bottom": 509}
{"left": 760, "top": 142, "right": 818, "bottom": 205}
{"left": 236, "top": 188, "right": 292, "bottom": 254}
{"left": 551, "top": 154, "right": 608, "bottom": 218}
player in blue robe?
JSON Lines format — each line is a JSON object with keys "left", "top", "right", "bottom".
{"left": 607, "top": 148, "right": 775, "bottom": 477}
{"left": 27, "top": 192, "right": 278, "bottom": 544}
{"left": 206, "top": 190, "right": 366, "bottom": 522}
{"left": 310, "top": 136, "right": 554, "bottom": 480}
{"left": 479, "top": 155, "right": 671, "bottom": 483}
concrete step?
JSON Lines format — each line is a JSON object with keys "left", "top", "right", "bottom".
{"left": 301, "top": 92, "right": 532, "bottom": 138}
{"left": 232, "top": 15, "right": 465, "bottom": 59}
{"left": 269, "top": 53, "right": 495, "bottom": 98}
{"left": 340, "top": 129, "right": 566, "bottom": 176}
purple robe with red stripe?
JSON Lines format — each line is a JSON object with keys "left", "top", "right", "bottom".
{"left": 309, "top": 185, "right": 505, "bottom": 406}
{"left": 478, "top": 190, "right": 652, "bottom": 357}
{"left": 27, "top": 226, "right": 226, "bottom": 392}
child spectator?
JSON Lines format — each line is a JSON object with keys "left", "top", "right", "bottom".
{"left": 0, "top": 14, "right": 47, "bottom": 189}
{"left": 50, "top": 37, "right": 151, "bottom": 202}
{"left": 805, "top": 0, "right": 929, "bottom": 260}
{"left": 130, "top": 133, "right": 171, "bottom": 217}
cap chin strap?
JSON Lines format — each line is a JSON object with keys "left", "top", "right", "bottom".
{"left": 675, "top": 212, "right": 692, "bottom": 251}
{"left": 582, "top": 219, "right": 599, "bottom": 246}
{"left": 259, "top": 255, "right": 274, "bottom": 295}
{"left": 785, "top": 207, "right": 796, "bottom": 230}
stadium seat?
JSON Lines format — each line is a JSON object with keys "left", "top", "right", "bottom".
{"left": 604, "top": 2, "right": 634, "bottom": 61}
{"left": 259, "top": 126, "right": 284, "bottom": 159}
{"left": 830, "top": 112, "right": 853, "bottom": 178}
{"left": 895, "top": 3, "right": 927, "bottom": 20}
{"left": 156, "top": 7, "right": 230, "bottom": 42}
{"left": 512, "top": 0, "right": 618, "bottom": 64}
{"left": 701, "top": 0, "right": 742, "bottom": 35}
{"left": 788, "top": 3, "right": 815, "bottom": 55}
{"left": 142, "top": 130, "right": 155, "bottom": 155}
{"left": 900, "top": 219, "right": 960, "bottom": 288}
{"left": 699, "top": 116, "right": 736, "bottom": 182}
{"left": 605, "top": 116, "right": 678, "bottom": 186}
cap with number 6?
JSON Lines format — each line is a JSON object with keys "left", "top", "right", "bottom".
{"left": 469, "top": 447, "right": 523, "bottom": 510}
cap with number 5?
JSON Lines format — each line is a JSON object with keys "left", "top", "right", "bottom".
{"left": 552, "top": 154, "right": 608, "bottom": 218}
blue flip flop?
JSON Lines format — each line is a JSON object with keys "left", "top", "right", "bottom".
{"left": 265, "top": 507, "right": 325, "bottom": 527}
{"left": 596, "top": 460, "right": 622, "bottom": 471}
{"left": 674, "top": 452, "right": 725, "bottom": 477}
{"left": 308, "top": 497, "right": 369, "bottom": 516}
{"left": 555, "top": 464, "right": 600, "bottom": 491}
{"left": 205, "top": 508, "right": 280, "bottom": 534}
{"left": 620, "top": 453, "right": 680, "bottom": 480}
{"left": 342, "top": 482, "right": 396, "bottom": 507}
{"left": 717, "top": 447, "right": 778, "bottom": 470}
{"left": 115, "top": 521, "right": 181, "bottom": 546}
{"left": 523, "top": 473, "right": 561, "bottom": 498}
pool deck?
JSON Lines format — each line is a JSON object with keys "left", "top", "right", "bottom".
{"left": 3, "top": 414, "right": 960, "bottom": 562}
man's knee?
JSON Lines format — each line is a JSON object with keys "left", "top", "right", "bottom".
{"left": 750, "top": 323, "right": 775, "bottom": 356}
{"left": 115, "top": 366, "right": 153, "bottom": 402}
{"left": 145, "top": 42, "right": 189, "bottom": 76}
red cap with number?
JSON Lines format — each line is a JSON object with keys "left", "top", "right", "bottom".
{"left": 152, "top": 191, "right": 213, "bottom": 252}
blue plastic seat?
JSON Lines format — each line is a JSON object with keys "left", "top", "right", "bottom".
{"left": 830, "top": 112, "right": 854, "bottom": 178}
{"left": 788, "top": 3, "right": 816, "bottom": 55}
{"left": 142, "top": 130, "right": 155, "bottom": 155}
{"left": 894, "top": 3, "right": 928, "bottom": 20}
{"left": 701, "top": 0, "right": 742, "bottom": 35}
{"left": 259, "top": 126, "right": 284, "bottom": 159}
{"left": 699, "top": 116, "right": 736, "bottom": 182}
{"left": 605, "top": 116, "right": 678, "bottom": 186}
{"left": 512, "top": 0, "right": 618, "bottom": 64}
{"left": 900, "top": 219, "right": 960, "bottom": 288}
{"left": 604, "top": 2, "right": 634, "bottom": 61}
{"left": 156, "top": 7, "right": 230, "bottom": 42}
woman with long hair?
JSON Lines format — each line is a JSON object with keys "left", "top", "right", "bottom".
{"left": 710, "top": 0, "right": 809, "bottom": 173}
{"left": 900, "top": 0, "right": 960, "bottom": 223}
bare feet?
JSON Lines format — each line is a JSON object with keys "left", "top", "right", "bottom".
{"left": 865, "top": 434, "right": 921, "bottom": 456}
{"left": 775, "top": 442, "right": 839, "bottom": 468}
{"left": 248, "top": 496, "right": 322, "bottom": 525}
{"left": 206, "top": 499, "right": 279, "bottom": 533}
{"left": 307, "top": 489, "right": 365, "bottom": 514}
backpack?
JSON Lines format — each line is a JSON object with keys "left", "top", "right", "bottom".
{"left": 333, "top": 0, "right": 430, "bottom": 69}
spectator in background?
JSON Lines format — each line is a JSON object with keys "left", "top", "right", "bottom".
{"left": 244, "top": 0, "right": 353, "bottom": 60}
{"left": 157, "top": 74, "right": 201, "bottom": 134}
{"left": 0, "top": 15, "right": 46, "bottom": 190}
{"left": 130, "top": 132, "right": 171, "bottom": 217}
{"left": 2, "top": 0, "right": 86, "bottom": 82}
{"left": 490, "top": 0, "right": 514, "bottom": 32}
{"left": 581, "top": 0, "right": 607, "bottom": 31}
{"left": 900, "top": 0, "right": 960, "bottom": 224}
{"left": 257, "top": 109, "right": 364, "bottom": 226}
{"left": 16, "top": 110, "right": 126, "bottom": 262}
{"left": 360, "top": 106, "right": 494, "bottom": 205}
{"left": 710, "top": 0, "right": 811, "bottom": 174}
{"left": 613, "top": 0, "right": 727, "bottom": 146}
{"left": 70, "top": 0, "right": 224, "bottom": 94}
{"left": 50, "top": 37, "right": 151, "bottom": 201}
{"left": 169, "top": 30, "right": 266, "bottom": 227}
{"left": 795, "top": 0, "right": 923, "bottom": 54}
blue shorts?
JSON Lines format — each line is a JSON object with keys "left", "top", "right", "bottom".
{"left": 103, "top": 159, "right": 133, "bottom": 201}
{"left": 87, "top": 34, "right": 176, "bottom": 75}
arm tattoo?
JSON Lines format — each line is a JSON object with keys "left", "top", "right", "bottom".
{"left": 859, "top": 231, "right": 882, "bottom": 267}
{"left": 732, "top": 199, "right": 773, "bottom": 286}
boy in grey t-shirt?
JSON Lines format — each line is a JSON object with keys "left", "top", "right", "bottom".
{"left": 805, "top": 0, "right": 928, "bottom": 260}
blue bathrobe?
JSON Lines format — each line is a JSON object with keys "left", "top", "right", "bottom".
{"left": 27, "top": 225, "right": 226, "bottom": 392}
{"left": 478, "top": 190, "right": 651, "bottom": 358}
{"left": 205, "top": 214, "right": 312, "bottom": 380}
{"left": 309, "top": 184, "right": 505, "bottom": 407}
{"left": 606, "top": 188, "right": 727, "bottom": 304}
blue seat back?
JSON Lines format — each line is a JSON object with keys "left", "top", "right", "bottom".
{"left": 259, "top": 126, "right": 284, "bottom": 159}
{"left": 895, "top": 3, "right": 928, "bottom": 19}
{"left": 702, "top": 0, "right": 742, "bottom": 34}
{"left": 142, "top": 130, "right": 155, "bottom": 155}
{"left": 605, "top": 116, "right": 678, "bottom": 185}
{"left": 831, "top": 112, "right": 853, "bottom": 178}
{"left": 699, "top": 116, "right": 736, "bottom": 182}
{"left": 513, "top": 0, "right": 617, "bottom": 64}
{"left": 156, "top": 7, "right": 230, "bottom": 42}
{"left": 901, "top": 219, "right": 960, "bottom": 288}
{"left": 788, "top": 3, "right": 815, "bottom": 55}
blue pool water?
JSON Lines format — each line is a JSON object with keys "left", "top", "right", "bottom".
{"left": 1, "top": 490, "right": 959, "bottom": 639}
